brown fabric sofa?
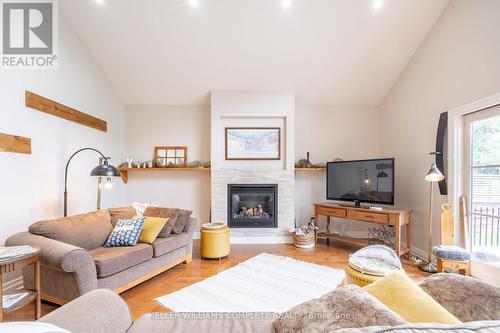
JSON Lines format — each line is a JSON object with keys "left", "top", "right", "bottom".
{"left": 37, "top": 274, "right": 500, "bottom": 333}
{"left": 6, "top": 207, "right": 196, "bottom": 304}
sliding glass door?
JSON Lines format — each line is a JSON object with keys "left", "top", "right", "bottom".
{"left": 464, "top": 106, "right": 500, "bottom": 253}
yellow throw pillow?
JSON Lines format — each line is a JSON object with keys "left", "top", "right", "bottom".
{"left": 138, "top": 217, "right": 168, "bottom": 244}
{"left": 363, "top": 270, "right": 461, "bottom": 324}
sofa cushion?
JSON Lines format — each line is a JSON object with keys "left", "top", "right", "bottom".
{"left": 89, "top": 243, "right": 153, "bottom": 277}
{"left": 131, "top": 202, "right": 153, "bottom": 217}
{"left": 273, "top": 285, "right": 405, "bottom": 333}
{"left": 128, "top": 312, "right": 276, "bottom": 333}
{"left": 105, "top": 218, "right": 146, "bottom": 247}
{"left": 144, "top": 207, "right": 192, "bottom": 237}
{"left": 172, "top": 210, "right": 193, "bottom": 234}
{"left": 151, "top": 233, "right": 189, "bottom": 257}
{"left": 364, "top": 270, "right": 461, "bottom": 324}
{"left": 139, "top": 217, "right": 169, "bottom": 244}
{"left": 29, "top": 211, "right": 113, "bottom": 250}
{"left": 107, "top": 207, "right": 137, "bottom": 226}
{"left": 419, "top": 273, "right": 500, "bottom": 322}
{"left": 335, "top": 320, "right": 500, "bottom": 333}
{"left": 0, "top": 322, "right": 70, "bottom": 333}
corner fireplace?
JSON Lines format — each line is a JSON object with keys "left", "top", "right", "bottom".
{"left": 228, "top": 184, "right": 278, "bottom": 228}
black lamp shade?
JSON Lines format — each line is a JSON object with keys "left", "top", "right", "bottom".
{"left": 90, "top": 160, "right": 121, "bottom": 177}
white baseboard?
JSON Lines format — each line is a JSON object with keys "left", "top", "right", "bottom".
{"left": 230, "top": 235, "right": 293, "bottom": 244}
{"left": 408, "top": 245, "right": 427, "bottom": 262}
{"left": 195, "top": 230, "right": 428, "bottom": 259}
{"left": 194, "top": 231, "right": 293, "bottom": 244}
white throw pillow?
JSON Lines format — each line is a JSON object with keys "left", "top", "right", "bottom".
{"left": 131, "top": 202, "right": 155, "bottom": 217}
{"left": 0, "top": 322, "right": 70, "bottom": 333}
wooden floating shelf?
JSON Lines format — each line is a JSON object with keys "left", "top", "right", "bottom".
{"left": 0, "top": 132, "right": 31, "bottom": 154}
{"left": 119, "top": 167, "right": 327, "bottom": 183}
{"left": 295, "top": 168, "right": 326, "bottom": 172}
{"left": 25, "top": 91, "right": 107, "bottom": 132}
{"left": 119, "top": 167, "right": 210, "bottom": 183}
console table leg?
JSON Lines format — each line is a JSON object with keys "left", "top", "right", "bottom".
{"left": 313, "top": 209, "right": 319, "bottom": 244}
{"left": 326, "top": 216, "right": 331, "bottom": 246}
{"left": 395, "top": 223, "right": 401, "bottom": 257}
{"left": 406, "top": 220, "right": 412, "bottom": 259}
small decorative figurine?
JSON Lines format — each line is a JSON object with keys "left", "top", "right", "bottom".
{"left": 126, "top": 157, "right": 134, "bottom": 168}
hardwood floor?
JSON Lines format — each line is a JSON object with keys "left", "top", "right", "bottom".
{"left": 3, "top": 240, "right": 430, "bottom": 322}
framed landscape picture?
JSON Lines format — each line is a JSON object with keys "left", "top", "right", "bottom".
{"left": 225, "top": 127, "right": 281, "bottom": 160}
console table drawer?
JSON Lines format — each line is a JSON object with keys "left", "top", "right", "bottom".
{"left": 318, "top": 207, "right": 346, "bottom": 218}
{"left": 348, "top": 211, "right": 388, "bottom": 224}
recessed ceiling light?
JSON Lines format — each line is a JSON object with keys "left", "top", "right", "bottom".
{"left": 372, "top": 0, "right": 384, "bottom": 11}
{"left": 282, "top": 0, "right": 292, "bottom": 10}
{"left": 95, "top": 0, "right": 105, "bottom": 5}
{"left": 188, "top": 0, "right": 200, "bottom": 9}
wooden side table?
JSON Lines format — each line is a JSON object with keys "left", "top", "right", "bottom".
{"left": 0, "top": 248, "right": 41, "bottom": 322}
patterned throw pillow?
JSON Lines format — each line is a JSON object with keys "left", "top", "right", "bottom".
{"left": 273, "top": 285, "right": 405, "bottom": 333}
{"left": 143, "top": 207, "right": 193, "bottom": 237}
{"left": 105, "top": 218, "right": 146, "bottom": 247}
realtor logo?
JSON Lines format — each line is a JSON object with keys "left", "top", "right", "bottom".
{"left": 1, "top": 0, "right": 58, "bottom": 68}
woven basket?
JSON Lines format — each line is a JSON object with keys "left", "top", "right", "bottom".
{"left": 293, "top": 232, "right": 315, "bottom": 249}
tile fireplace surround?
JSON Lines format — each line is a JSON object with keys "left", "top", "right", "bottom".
{"left": 210, "top": 90, "right": 295, "bottom": 243}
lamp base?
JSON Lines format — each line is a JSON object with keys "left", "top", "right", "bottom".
{"left": 418, "top": 261, "right": 438, "bottom": 273}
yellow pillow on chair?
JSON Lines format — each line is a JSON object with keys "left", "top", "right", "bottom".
{"left": 138, "top": 217, "right": 168, "bottom": 244}
{"left": 363, "top": 269, "right": 461, "bottom": 324}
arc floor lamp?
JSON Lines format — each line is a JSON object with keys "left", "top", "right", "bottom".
{"left": 418, "top": 154, "right": 445, "bottom": 273}
{"left": 64, "top": 147, "right": 121, "bottom": 217}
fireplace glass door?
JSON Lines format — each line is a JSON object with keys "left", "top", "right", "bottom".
{"left": 227, "top": 184, "right": 277, "bottom": 228}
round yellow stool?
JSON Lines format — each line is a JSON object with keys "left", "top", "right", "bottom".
{"left": 344, "top": 264, "right": 385, "bottom": 287}
{"left": 344, "top": 245, "right": 402, "bottom": 287}
{"left": 200, "top": 227, "right": 230, "bottom": 261}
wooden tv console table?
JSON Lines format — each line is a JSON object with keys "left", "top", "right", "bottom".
{"left": 313, "top": 202, "right": 412, "bottom": 258}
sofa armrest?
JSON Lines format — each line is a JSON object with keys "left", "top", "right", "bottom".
{"left": 128, "top": 312, "right": 276, "bottom": 333}
{"left": 6, "top": 232, "right": 98, "bottom": 293}
{"left": 39, "top": 289, "right": 133, "bottom": 333}
{"left": 186, "top": 217, "right": 197, "bottom": 238}
{"left": 419, "top": 273, "right": 500, "bottom": 322}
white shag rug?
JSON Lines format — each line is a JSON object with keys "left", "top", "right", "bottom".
{"left": 155, "top": 253, "right": 344, "bottom": 313}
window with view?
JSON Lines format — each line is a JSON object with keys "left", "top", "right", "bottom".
{"left": 465, "top": 106, "right": 500, "bottom": 255}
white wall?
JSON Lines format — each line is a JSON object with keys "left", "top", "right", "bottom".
{"left": 295, "top": 106, "right": 381, "bottom": 229}
{"left": 211, "top": 90, "right": 296, "bottom": 171}
{"left": 380, "top": 0, "right": 500, "bottom": 254}
{"left": 124, "top": 104, "right": 381, "bottom": 234}
{"left": 0, "top": 17, "right": 127, "bottom": 243}
{"left": 125, "top": 106, "right": 211, "bottom": 225}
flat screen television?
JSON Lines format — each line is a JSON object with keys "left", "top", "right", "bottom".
{"left": 326, "top": 158, "right": 395, "bottom": 207}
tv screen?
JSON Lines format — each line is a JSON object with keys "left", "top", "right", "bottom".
{"left": 327, "top": 158, "right": 394, "bottom": 205}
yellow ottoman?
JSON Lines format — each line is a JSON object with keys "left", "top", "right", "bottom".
{"left": 344, "top": 245, "right": 402, "bottom": 287}
{"left": 345, "top": 264, "right": 385, "bottom": 287}
{"left": 200, "top": 227, "right": 230, "bottom": 260}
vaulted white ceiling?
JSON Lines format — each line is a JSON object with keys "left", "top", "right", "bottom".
{"left": 61, "top": 0, "right": 449, "bottom": 106}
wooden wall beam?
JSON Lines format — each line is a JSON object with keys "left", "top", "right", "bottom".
{"left": 0, "top": 132, "right": 31, "bottom": 154}
{"left": 25, "top": 91, "right": 107, "bottom": 132}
